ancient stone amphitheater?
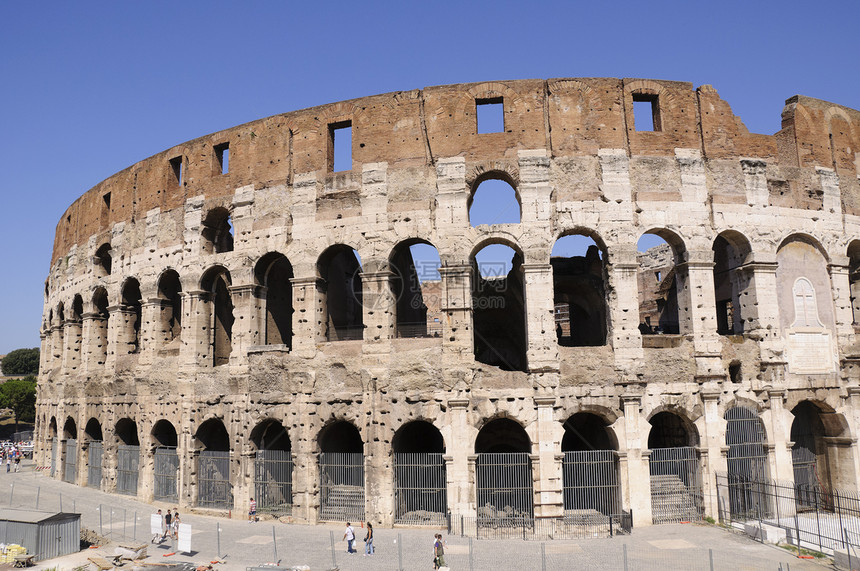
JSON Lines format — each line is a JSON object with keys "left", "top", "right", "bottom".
{"left": 36, "top": 78, "right": 860, "bottom": 532}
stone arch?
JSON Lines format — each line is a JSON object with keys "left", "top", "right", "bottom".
{"left": 724, "top": 405, "right": 768, "bottom": 480}
{"left": 84, "top": 418, "right": 103, "bottom": 442}
{"left": 647, "top": 410, "right": 699, "bottom": 448}
{"left": 393, "top": 420, "right": 445, "bottom": 454}
{"left": 551, "top": 230, "right": 609, "bottom": 347}
{"left": 713, "top": 230, "right": 753, "bottom": 335}
{"left": 156, "top": 269, "right": 183, "bottom": 347}
{"left": 471, "top": 240, "right": 527, "bottom": 371}
{"left": 63, "top": 416, "right": 77, "bottom": 440}
{"left": 468, "top": 170, "right": 521, "bottom": 226}
{"left": 637, "top": 228, "right": 689, "bottom": 335}
{"left": 95, "top": 242, "right": 112, "bottom": 276}
{"left": 776, "top": 234, "right": 835, "bottom": 333}
{"left": 318, "top": 420, "right": 364, "bottom": 454}
{"left": 250, "top": 418, "right": 291, "bottom": 452}
{"left": 475, "top": 417, "right": 531, "bottom": 454}
{"left": 561, "top": 412, "right": 618, "bottom": 452}
{"left": 389, "top": 239, "right": 442, "bottom": 338}
{"left": 790, "top": 400, "right": 855, "bottom": 491}
{"left": 317, "top": 245, "right": 363, "bottom": 342}
{"left": 151, "top": 419, "right": 178, "bottom": 448}
{"left": 560, "top": 411, "right": 621, "bottom": 517}
{"left": 194, "top": 418, "right": 230, "bottom": 451}
{"left": 115, "top": 418, "right": 139, "bottom": 446}
{"left": 254, "top": 252, "right": 294, "bottom": 347}
{"left": 202, "top": 206, "right": 234, "bottom": 254}
{"left": 91, "top": 286, "right": 109, "bottom": 366}
{"left": 201, "top": 266, "right": 234, "bottom": 366}
{"left": 194, "top": 417, "right": 232, "bottom": 508}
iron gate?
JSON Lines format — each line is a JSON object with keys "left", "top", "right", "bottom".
{"left": 562, "top": 450, "right": 621, "bottom": 519}
{"left": 725, "top": 407, "right": 770, "bottom": 518}
{"left": 475, "top": 452, "right": 534, "bottom": 523}
{"left": 198, "top": 450, "right": 232, "bottom": 509}
{"left": 154, "top": 447, "right": 179, "bottom": 502}
{"left": 319, "top": 452, "right": 365, "bottom": 521}
{"left": 254, "top": 450, "right": 293, "bottom": 516}
{"left": 50, "top": 438, "right": 58, "bottom": 477}
{"left": 649, "top": 446, "right": 703, "bottom": 523}
{"left": 63, "top": 439, "right": 78, "bottom": 484}
{"left": 394, "top": 452, "right": 447, "bottom": 525}
{"left": 116, "top": 444, "right": 140, "bottom": 496}
{"left": 87, "top": 441, "right": 103, "bottom": 489}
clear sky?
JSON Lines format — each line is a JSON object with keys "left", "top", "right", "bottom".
{"left": 1, "top": 0, "right": 858, "bottom": 354}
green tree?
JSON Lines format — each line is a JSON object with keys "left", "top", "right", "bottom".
{"left": 1, "top": 348, "right": 40, "bottom": 376}
{"left": 0, "top": 376, "right": 37, "bottom": 431}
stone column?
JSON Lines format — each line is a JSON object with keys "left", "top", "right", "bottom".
{"left": 360, "top": 270, "right": 395, "bottom": 345}
{"left": 62, "top": 319, "right": 82, "bottom": 374}
{"left": 227, "top": 284, "right": 262, "bottom": 364}
{"left": 139, "top": 299, "right": 162, "bottom": 365}
{"left": 621, "top": 394, "right": 652, "bottom": 525}
{"left": 364, "top": 433, "right": 393, "bottom": 526}
{"left": 80, "top": 313, "right": 107, "bottom": 371}
{"left": 741, "top": 159, "right": 768, "bottom": 207}
{"left": 522, "top": 265, "right": 558, "bottom": 375}
{"left": 829, "top": 257, "right": 856, "bottom": 350}
{"left": 290, "top": 276, "right": 320, "bottom": 358}
{"left": 445, "top": 400, "right": 472, "bottom": 516}
{"left": 439, "top": 265, "right": 473, "bottom": 360}
{"left": 606, "top": 248, "right": 644, "bottom": 366}
{"left": 698, "top": 389, "right": 726, "bottom": 518}
{"left": 764, "top": 389, "right": 794, "bottom": 483}
{"left": 79, "top": 440, "right": 90, "bottom": 488}
{"left": 50, "top": 324, "right": 63, "bottom": 370}
{"left": 518, "top": 149, "right": 551, "bottom": 224}
{"left": 183, "top": 291, "right": 211, "bottom": 367}
{"left": 532, "top": 396, "right": 562, "bottom": 518}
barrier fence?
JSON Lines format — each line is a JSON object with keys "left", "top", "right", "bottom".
{"left": 716, "top": 472, "right": 860, "bottom": 556}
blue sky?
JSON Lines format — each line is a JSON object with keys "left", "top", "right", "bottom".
{"left": 1, "top": 0, "right": 858, "bottom": 354}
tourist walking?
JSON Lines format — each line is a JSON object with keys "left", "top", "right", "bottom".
{"left": 363, "top": 522, "right": 373, "bottom": 555}
{"left": 343, "top": 522, "right": 356, "bottom": 553}
{"left": 172, "top": 510, "right": 180, "bottom": 539}
{"left": 249, "top": 497, "right": 257, "bottom": 522}
{"left": 433, "top": 533, "right": 446, "bottom": 569}
{"left": 162, "top": 508, "right": 172, "bottom": 540}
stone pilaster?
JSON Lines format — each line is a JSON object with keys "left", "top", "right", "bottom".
{"left": 678, "top": 250, "right": 724, "bottom": 377}
{"left": 606, "top": 248, "right": 643, "bottom": 366}
{"left": 522, "top": 264, "right": 558, "bottom": 373}
{"left": 532, "top": 396, "right": 562, "bottom": 518}
{"left": 228, "top": 284, "right": 262, "bottom": 365}
{"left": 518, "top": 150, "right": 551, "bottom": 224}
{"left": 290, "top": 276, "right": 320, "bottom": 357}
{"left": 435, "top": 157, "right": 468, "bottom": 228}
{"left": 741, "top": 159, "right": 768, "bottom": 207}
{"left": 817, "top": 166, "right": 842, "bottom": 217}
{"left": 676, "top": 148, "right": 708, "bottom": 204}
{"left": 62, "top": 319, "right": 82, "bottom": 374}
{"left": 439, "top": 265, "right": 473, "bottom": 360}
{"left": 446, "top": 399, "right": 472, "bottom": 515}
{"left": 828, "top": 257, "right": 856, "bottom": 350}
{"left": 360, "top": 270, "right": 395, "bottom": 346}
{"left": 231, "top": 185, "right": 255, "bottom": 250}
{"left": 622, "top": 394, "right": 652, "bottom": 525}
{"left": 698, "top": 389, "right": 725, "bottom": 518}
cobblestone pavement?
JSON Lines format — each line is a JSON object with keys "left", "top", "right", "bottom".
{"left": 2, "top": 461, "right": 832, "bottom": 571}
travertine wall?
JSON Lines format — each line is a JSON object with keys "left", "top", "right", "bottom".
{"left": 36, "top": 78, "right": 860, "bottom": 527}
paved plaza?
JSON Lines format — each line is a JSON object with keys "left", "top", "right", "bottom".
{"left": 0, "top": 461, "right": 833, "bottom": 570}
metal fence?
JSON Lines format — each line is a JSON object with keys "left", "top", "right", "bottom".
{"left": 716, "top": 472, "right": 860, "bottom": 556}
{"left": 116, "top": 444, "right": 140, "bottom": 496}
{"left": 154, "top": 446, "right": 179, "bottom": 503}
{"left": 562, "top": 450, "right": 621, "bottom": 522}
{"left": 394, "top": 452, "right": 447, "bottom": 525}
{"left": 63, "top": 439, "right": 77, "bottom": 483}
{"left": 319, "top": 452, "right": 365, "bottom": 521}
{"left": 649, "top": 446, "right": 703, "bottom": 524}
{"left": 725, "top": 406, "right": 769, "bottom": 481}
{"left": 87, "top": 441, "right": 103, "bottom": 489}
{"left": 198, "top": 450, "right": 232, "bottom": 509}
{"left": 254, "top": 450, "right": 293, "bottom": 516}
{"left": 327, "top": 326, "right": 364, "bottom": 341}
{"left": 476, "top": 452, "right": 534, "bottom": 523}
{"left": 395, "top": 321, "right": 443, "bottom": 338}
{"left": 448, "top": 511, "right": 632, "bottom": 540}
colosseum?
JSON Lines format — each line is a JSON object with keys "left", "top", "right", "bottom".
{"left": 35, "top": 78, "right": 860, "bottom": 533}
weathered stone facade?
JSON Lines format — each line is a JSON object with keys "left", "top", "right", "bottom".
{"left": 36, "top": 78, "right": 860, "bottom": 528}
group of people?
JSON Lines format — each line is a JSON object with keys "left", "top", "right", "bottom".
{"left": 152, "top": 508, "right": 181, "bottom": 542}
{"left": 1, "top": 447, "right": 21, "bottom": 473}
{"left": 342, "top": 521, "right": 374, "bottom": 555}
{"left": 342, "top": 522, "right": 446, "bottom": 568}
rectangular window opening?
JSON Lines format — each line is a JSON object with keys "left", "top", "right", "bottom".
{"left": 169, "top": 156, "right": 183, "bottom": 186}
{"left": 215, "top": 143, "right": 230, "bottom": 174}
{"left": 633, "top": 94, "right": 661, "bottom": 132}
{"left": 329, "top": 121, "right": 352, "bottom": 172}
{"left": 102, "top": 192, "right": 111, "bottom": 210}
{"left": 476, "top": 98, "right": 504, "bottom": 134}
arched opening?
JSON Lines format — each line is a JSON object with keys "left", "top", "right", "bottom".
{"left": 469, "top": 175, "right": 521, "bottom": 226}
{"left": 390, "top": 241, "right": 442, "bottom": 338}
{"left": 254, "top": 253, "right": 294, "bottom": 348}
{"left": 475, "top": 418, "right": 533, "bottom": 522}
{"left": 95, "top": 243, "right": 112, "bottom": 276}
{"left": 712, "top": 233, "right": 751, "bottom": 335}
{"left": 647, "top": 412, "right": 703, "bottom": 523}
{"left": 152, "top": 420, "right": 179, "bottom": 503}
{"left": 202, "top": 207, "right": 234, "bottom": 254}
{"left": 201, "top": 267, "right": 234, "bottom": 366}
{"left": 318, "top": 421, "right": 365, "bottom": 521}
{"left": 637, "top": 231, "right": 682, "bottom": 335}
{"left": 790, "top": 401, "right": 854, "bottom": 501}
{"left": 472, "top": 243, "right": 527, "bottom": 371}
{"left": 92, "top": 287, "right": 109, "bottom": 365}
{"left": 551, "top": 233, "right": 608, "bottom": 346}
{"left": 561, "top": 413, "right": 620, "bottom": 518}
{"left": 48, "top": 417, "right": 58, "bottom": 478}
{"left": 67, "top": 295, "right": 83, "bottom": 370}
{"left": 120, "top": 278, "right": 142, "bottom": 354}
{"left": 195, "top": 418, "right": 232, "bottom": 509}
{"left": 393, "top": 421, "right": 447, "bottom": 525}
{"left": 62, "top": 417, "right": 78, "bottom": 484}
{"left": 54, "top": 303, "right": 65, "bottom": 364}
{"left": 849, "top": 241, "right": 860, "bottom": 326}
{"left": 115, "top": 418, "right": 140, "bottom": 496}
{"left": 318, "top": 246, "right": 363, "bottom": 341}
{"left": 85, "top": 418, "right": 103, "bottom": 489}
{"left": 156, "top": 270, "right": 183, "bottom": 350}
{"left": 251, "top": 419, "right": 293, "bottom": 516}
{"left": 724, "top": 406, "right": 769, "bottom": 518}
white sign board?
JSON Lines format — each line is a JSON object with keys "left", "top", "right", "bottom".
{"left": 150, "top": 514, "right": 163, "bottom": 536}
{"left": 178, "top": 523, "right": 192, "bottom": 553}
